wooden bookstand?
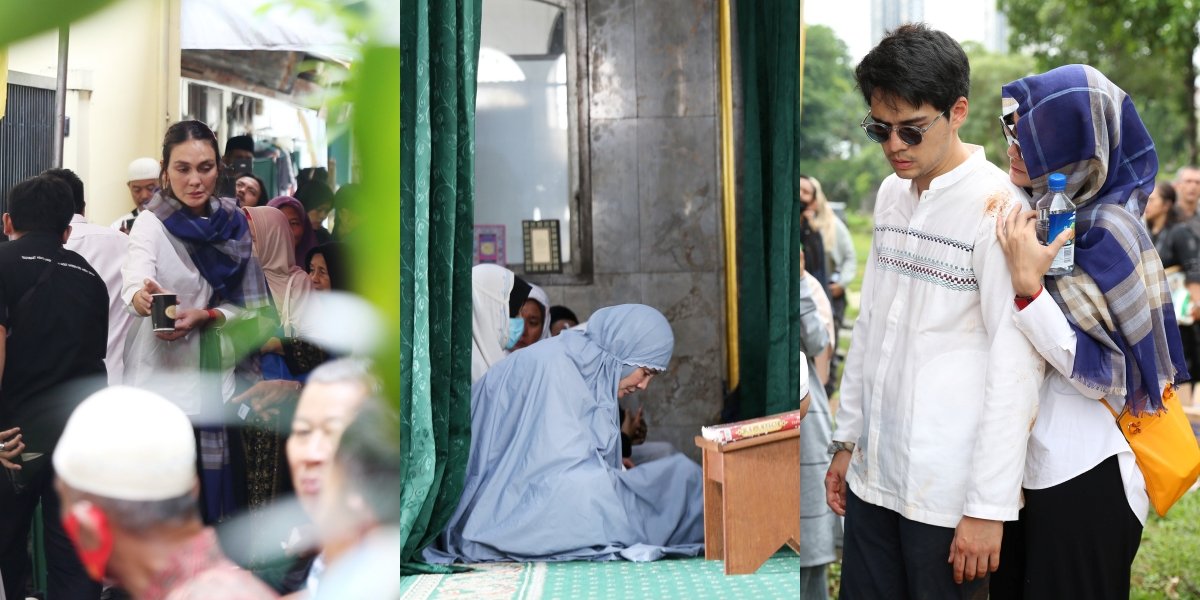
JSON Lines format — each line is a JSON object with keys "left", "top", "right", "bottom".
{"left": 694, "top": 426, "right": 802, "bottom": 575}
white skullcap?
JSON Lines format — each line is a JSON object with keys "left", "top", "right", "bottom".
{"left": 53, "top": 386, "right": 196, "bottom": 501}
{"left": 127, "top": 157, "right": 160, "bottom": 182}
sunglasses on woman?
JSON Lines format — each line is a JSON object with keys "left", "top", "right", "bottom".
{"left": 998, "top": 113, "right": 1020, "bottom": 148}
{"left": 860, "top": 111, "right": 947, "bottom": 145}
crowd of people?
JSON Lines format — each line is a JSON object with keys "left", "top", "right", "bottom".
{"left": 0, "top": 119, "right": 390, "bottom": 599}
{"left": 2, "top": 18, "right": 1196, "bottom": 600}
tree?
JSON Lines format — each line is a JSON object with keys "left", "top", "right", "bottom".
{"left": 998, "top": 0, "right": 1200, "bottom": 169}
{"left": 799, "top": 25, "right": 862, "bottom": 164}
{"left": 958, "top": 42, "right": 1036, "bottom": 168}
{"left": 798, "top": 24, "right": 889, "bottom": 211}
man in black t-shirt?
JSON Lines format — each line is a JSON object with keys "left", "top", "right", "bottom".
{"left": 0, "top": 174, "right": 107, "bottom": 600}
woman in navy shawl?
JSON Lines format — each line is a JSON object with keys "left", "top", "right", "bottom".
{"left": 426, "top": 304, "right": 704, "bottom": 562}
{"left": 992, "top": 65, "right": 1188, "bottom": 599}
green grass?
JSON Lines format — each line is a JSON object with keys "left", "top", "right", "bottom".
{"left": 832, "top": 212, "right": 1200, "bottom": 598}
{"left": 1131, "top": 489, "right": 1200, "bottom": 599}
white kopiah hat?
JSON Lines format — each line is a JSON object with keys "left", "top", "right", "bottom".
{"left": 127, "top": 157, "right": 160, "bottom": 182}
{"left": 53, "top": 386, "right": 196, "bottom": 502}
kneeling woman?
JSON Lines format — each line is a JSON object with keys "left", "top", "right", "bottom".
{"left": 426, "top": 304, "right": 704, "bottom": 562}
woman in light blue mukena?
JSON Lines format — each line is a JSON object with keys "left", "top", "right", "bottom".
{"left": 427, "top": 304, "right": 704, "bottom": 563}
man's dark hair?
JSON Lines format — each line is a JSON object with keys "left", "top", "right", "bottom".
{"left": 854, "top": 23, "right": 969, "bottom": 114}
{"left": 333, "top": 183, "right": 359, "bottom": 212}
{"left": 224, "top": 134, "right": 254, "bottom": 157}
{"left": 41, "top": 168, "right": 86, "bottom": 214}
{"left": 295, "top": 180, "right": 335, "bottom": 211}
{"left": 7, "top": 175, "right": 75, "bottom": 236}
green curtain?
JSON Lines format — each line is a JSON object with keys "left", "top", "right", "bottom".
{"left": 736, "top": 0, "right": 805, "bottom": 418}
{"left": 399, "top": 0, "right": 481, "bottom": 572}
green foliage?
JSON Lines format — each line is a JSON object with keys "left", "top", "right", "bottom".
{"left": 0, "top": 0, "right": 114, "bottom": 46}
{"left": 798, "top": 25, "right": 892, "bottom": 212}
{"left": 1131, "top": 489, "right": 1200, "bottom": 599}
{"left": 957, "top": 42, "right": 1036, "bottom": 167}
{"left": 998, "top": 0, "right": 1200, "bottom": 169}
{"left": 799, "top": 26, "right": 861, "bottom": 164}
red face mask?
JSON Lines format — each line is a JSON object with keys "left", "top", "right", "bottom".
{"left": 62, "top": 503, "right": 114, "bottom": 581}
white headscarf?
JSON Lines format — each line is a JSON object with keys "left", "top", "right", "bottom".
{"left": 472, "top": 264, "right": 514, "bottom": 382}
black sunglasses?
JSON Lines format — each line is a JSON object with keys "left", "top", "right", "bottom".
{"left": 998, "top": 114, "right": 1020, "bottom": 149}
{"left": 860, "top": 111, "right": 947, "bottom": 146}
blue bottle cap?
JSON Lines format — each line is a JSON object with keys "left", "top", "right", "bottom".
{"left": 1048, "top": 173, "right": 1067, "bottom": 192}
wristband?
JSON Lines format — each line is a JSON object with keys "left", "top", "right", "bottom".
{"left": 206, "top": 309, "right": 221, "bottom": 325}
{"left": 1014, "top": 285, "right": 1043, "bottom": 311}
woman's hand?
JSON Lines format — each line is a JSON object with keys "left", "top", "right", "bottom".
{"left": 621, "top": 406, "right": 647, "bottom": 445}
{"left": 132, "top": 278, "right": 165, "bottom": 317}
{"left": 233, "top": 380, "right": 302, "bottom": 421}
{"left": 1, "top": 427, "right": 25, "bottom": 470}
{"left": 155, "top": 308, "right": 209, "bottom": 341}
{"left": 996, "top": 205, "right": 1073, "bottom": 297}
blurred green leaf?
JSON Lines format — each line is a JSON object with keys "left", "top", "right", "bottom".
{"left": 0, "top": 0, "right": 116, "bottom": 46}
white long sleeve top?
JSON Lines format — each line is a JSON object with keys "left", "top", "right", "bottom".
{"left": 66, "top": 214, "right": 134, "bottom": 385}
{"left": 833, "top": 147, "right": 1044, "bottom": 528}
{"left": 1012, "top": 290, "right": 1149, "bottom": 525}
{"left": 120, "top": 211, "right": 237, "bottom": 415}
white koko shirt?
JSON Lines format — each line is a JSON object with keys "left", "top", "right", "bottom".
{"left": 66, "top": 214, "right": 134, "bottom": 385}
{"left": 834, "top": 147, "right": 1044, "bottom": 528}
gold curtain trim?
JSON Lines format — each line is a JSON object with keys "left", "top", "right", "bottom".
{"left": 718, "top": 0, "right": 738, "bottom": 388}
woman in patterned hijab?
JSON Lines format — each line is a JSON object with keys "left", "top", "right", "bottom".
{"left": 992, "top": 64, "right": 1186, "bottom": 599}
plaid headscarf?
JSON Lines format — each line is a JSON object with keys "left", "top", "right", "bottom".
{"left": 147, "top": 191, "right": 270, "bottom": 309}
{"left": 1003, "top": 64, "right": 1188, "bottom": 415}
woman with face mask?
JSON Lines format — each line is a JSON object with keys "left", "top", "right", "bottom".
{"left": 470, "top": 264, "right": 532, "bottom": 383}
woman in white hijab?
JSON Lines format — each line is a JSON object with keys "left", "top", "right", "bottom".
{"left": 471, "top": 264, "right": 531, "bottom": 382}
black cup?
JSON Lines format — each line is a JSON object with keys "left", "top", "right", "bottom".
{"left": 151, "top": 293, "right": 179, "bottom": 332}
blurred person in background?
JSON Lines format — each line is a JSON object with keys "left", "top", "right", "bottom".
{"left": 268, "top": 196, "right": 319, "bottom": 269}
{"left": 43, "top": 167, "right": 135, "bottom": 386}
{"left": 112, "top": 157, "right": 161, "bottom": 234}
{"left": 305, "top": 243, "right": 349, "bottom": 292}
{"left": 1144, "top": 181, "right": 1200, "bottom": 405}
{"left": 53, "top": 386, "right": 277, "bottom": 600}
{"left": 296, "top": 182, "right": 335, "bottom": 244}
{"left": 237, "top": 173, "right": 268, "bottom": 208}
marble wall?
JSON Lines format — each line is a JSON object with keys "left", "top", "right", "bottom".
{"left": 537, "top": 0, "right": 725, "bottom": 461}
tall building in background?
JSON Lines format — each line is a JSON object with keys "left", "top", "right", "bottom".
{"left": 983, "top": 0, "right": 1010, "bottom": 53}
{"left": 871, "top": 0, "right": 924, "bottom": 46}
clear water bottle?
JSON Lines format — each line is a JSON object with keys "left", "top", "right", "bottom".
{"left": 1037, "top": 172, "right": 1075, "bottom": 276}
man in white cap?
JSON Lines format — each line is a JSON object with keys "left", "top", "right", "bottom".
{"left": 53, "top": 386, "right": 278, "bottom": 600}
{"left": 111, "top": 157, "right": 160, "bottom": 234}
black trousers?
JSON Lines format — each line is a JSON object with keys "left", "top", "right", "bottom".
{"left": 991, "top": 454, "right": 1142, "bottom": 600}
{"left": 840, "top": 488, "right": 988, "bottom": 600}
{"left": 0, "top": 454, "right": 101, "bottom": 599}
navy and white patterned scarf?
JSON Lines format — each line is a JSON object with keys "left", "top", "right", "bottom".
{"left": 1003, "top": 64, "right": 1188, "bottom": 415}
{"left": 146, "top": 191, "right": 269, "bottom": 309}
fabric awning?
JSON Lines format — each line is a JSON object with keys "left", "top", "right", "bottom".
{"left": 180, "top": 0, "right": 355, "bottom": 64}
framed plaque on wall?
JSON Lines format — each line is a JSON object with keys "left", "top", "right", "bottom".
{"left": 474, "top": 224, "right": 506, "bottom": 265}
{"left": 522, "top": 219, "right": 562, "bottom": 273}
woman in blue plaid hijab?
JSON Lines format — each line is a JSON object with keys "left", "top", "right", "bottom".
{"left": 991, "top": 65, "right": 1185, "bottom": 599}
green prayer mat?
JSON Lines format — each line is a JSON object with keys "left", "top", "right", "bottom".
{"left": 399, "top": 554, "right": 801, "bottom": 599}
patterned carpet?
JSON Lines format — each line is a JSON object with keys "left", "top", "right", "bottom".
{"left": 400, "top": 554, "right": 801, "bottom": 600}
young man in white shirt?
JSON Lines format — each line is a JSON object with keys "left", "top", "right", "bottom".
{"left": 43, "top": 168, "right": 134, "bottom": 385}
{"left": 823, "top": 23, "right": 1044, "bottom": 599}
